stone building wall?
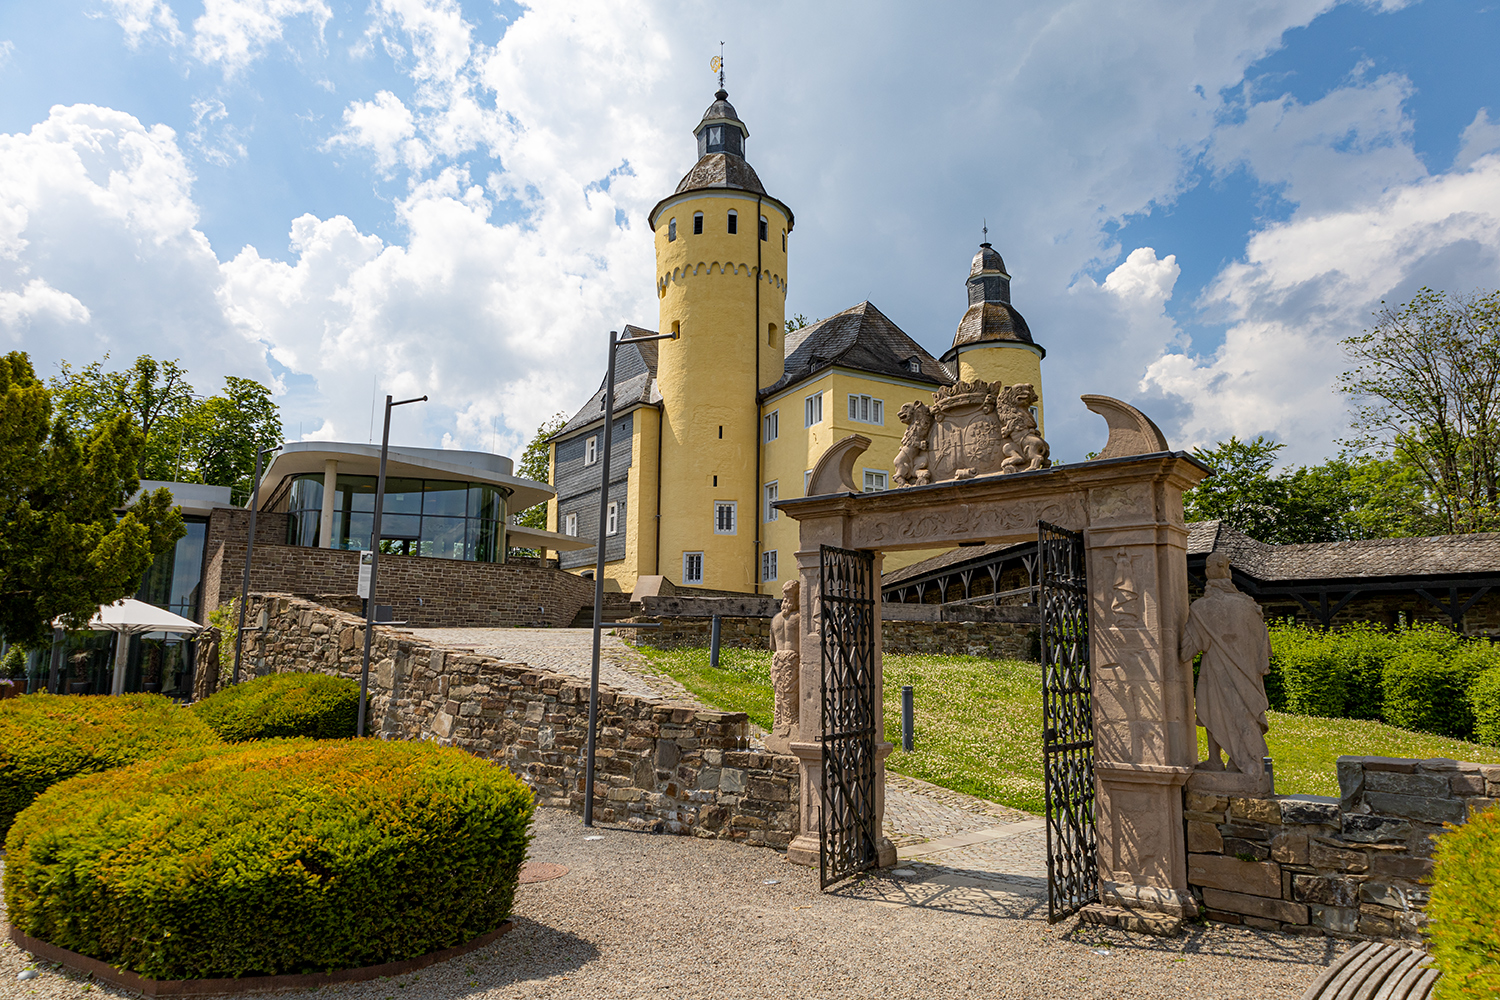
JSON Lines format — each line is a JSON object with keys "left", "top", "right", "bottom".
{"left": 201, "top": 507, "right": 593, "bottom": 629}
{"left": 231, "top": 593, "right": 799, "bottom": 846}
{"left": 1185, "top": 755, "right": 1499, "bottom": 940}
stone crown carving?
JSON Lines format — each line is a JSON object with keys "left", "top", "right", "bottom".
{"left": 893, "top": 378, "right": 1050, "bottom": 487}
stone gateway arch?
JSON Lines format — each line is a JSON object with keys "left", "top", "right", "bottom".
{"left": 777, "top": 392, "right": 1213, "bottom": 932}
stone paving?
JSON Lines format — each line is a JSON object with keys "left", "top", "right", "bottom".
{"left": 409, "top": 627, "right": 1049, "bottom": 884}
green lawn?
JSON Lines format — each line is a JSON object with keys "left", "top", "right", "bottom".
{"left": 638, "top": 646, "right": 1500, "bottom": 814}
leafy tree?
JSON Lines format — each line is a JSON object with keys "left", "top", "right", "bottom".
{"left": 1340, "top": 287, "right": 1500, "bottom": 534}
{"left": 785, "top": 314, "right": 810, "bottom": 334}
{"left": 49, "top": 355, "right": 282, "bottom": 504}
{"left": 0, "top": 352, "right": 184, "bottom": 648}
{"left": 515, "top": 412, "right": 566, "bottom": 531}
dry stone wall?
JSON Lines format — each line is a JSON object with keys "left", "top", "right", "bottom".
{"left": 231, "top": 593, "right": 799, "bottom": 847}
{"left": 1185, "top": 755, "right": 1499, "bottom": 940}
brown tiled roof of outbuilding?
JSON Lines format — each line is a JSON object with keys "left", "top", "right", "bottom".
{"left": 1189, "top": 520, "right": 1500, "bottom": 581}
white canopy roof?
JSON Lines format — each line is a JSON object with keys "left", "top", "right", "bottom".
{"left": 57, "top": 598, "right": 205, "bottom": 635}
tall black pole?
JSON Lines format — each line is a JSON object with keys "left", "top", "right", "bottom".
{"left": 359, "top": 393, "right": 426, "bottom": 737}
{"left": 234, "top": 443, "right": 280, "bottom": 684}
{"left": 583, "top": 331, "right": 618, "bottom": 827}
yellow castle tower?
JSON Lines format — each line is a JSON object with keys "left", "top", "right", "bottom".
{"left": 647, "top": 87, "right": 793, "bottom": 592}
{"left": 939, "top": 241, "right": 1047, "bottom": 432}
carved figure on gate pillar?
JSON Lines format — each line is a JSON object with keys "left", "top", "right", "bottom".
{"left": 767, "top": 579, "right": 801, "bottom": 753}
{"left": 1180, "top": 552, "right": 1271, "bottom": 776}
{"left": 890, "top": 379, "right": 1050, "bottom": 486}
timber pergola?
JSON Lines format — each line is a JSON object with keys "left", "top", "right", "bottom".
{"left": 881, "top": 540, "right": 1039, "bottom": 606}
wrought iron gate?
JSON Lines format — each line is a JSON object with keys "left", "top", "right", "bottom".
{"left": 1039, "top": 520, "right": 1099, "bottom": 921}
{"left": 819, "top": 544, "right": 879, "bottom": 890}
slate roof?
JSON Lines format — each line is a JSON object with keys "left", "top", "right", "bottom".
{"left": 1190, "top": 520, "right": 1500, "bottom": 582}
{"left": 761, "top": 301, "right": 952, "bottom": 398}
{"left": 554, "top": 325, "right": 661, "bottom": 438}
{"left": 881, "top": 542, "right": 1021, "bottom": 588}
{"left": 674, "top": 152, "right": 766, "bottom": 196}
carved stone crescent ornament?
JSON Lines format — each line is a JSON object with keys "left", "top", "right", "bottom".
{"left": 1081, "top": 395, "right": 1170, "bottom": 460}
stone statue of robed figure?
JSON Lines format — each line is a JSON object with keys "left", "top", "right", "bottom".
{"left": 1179, "top": 552, "right": 1271, "bottom": 779}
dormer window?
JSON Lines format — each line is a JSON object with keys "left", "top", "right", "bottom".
{"left": 693, "top": 212, "right": 703, "bottom": 234}
{"left": 906, "top": 357, "right": 922, "bottom": 373}
{"left": 727, "top": 210, "right": 738, "bottom": 235}
{"left": 668, "top": 217, "right": 677, "bottom": 241}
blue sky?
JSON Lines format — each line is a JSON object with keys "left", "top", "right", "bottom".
{"left": 2, "top": 0, "right": 1498, "bottom": 465}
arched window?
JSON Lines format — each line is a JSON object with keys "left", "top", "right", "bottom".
{"left": 693, "top": 212, "right": 703, "bottom": 234}
{"left": 767, "top": 322, "right": 776, "bottom": 346}
{"left": 668, "top": 217, "right": 676, "bottom": 241}
{"left": 759, "top": 216, "right": 768, "bottom": 241}
{"left": 782, "top": 230, "right": 787, "bottom": 251}
{"left": 727, "top": 209, "right": 738, "bottom": 235}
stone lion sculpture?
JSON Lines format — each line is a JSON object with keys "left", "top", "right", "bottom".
{"left": 997, "top": 383, "right": 1050, "bottom": 473}
{"left": 893, "top": 401, "right": 933, "bottom": 487}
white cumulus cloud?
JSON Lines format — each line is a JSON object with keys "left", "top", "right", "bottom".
{"left": 193, "top": 0, "right": 331, "bottom": 76}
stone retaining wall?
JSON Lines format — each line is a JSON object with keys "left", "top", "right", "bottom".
{"left": 1184, "top": 755, "right": 1499, "bottom": 940}
{"left": 231, "top": 593, "right": 800, "bottom": 847}
{"left": 625, "top": 615, "right": 1035, "bottom": 659}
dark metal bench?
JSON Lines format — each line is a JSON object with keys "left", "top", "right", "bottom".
{"left": 1300, "top": 941, "right": 1439, "bottom": 1000}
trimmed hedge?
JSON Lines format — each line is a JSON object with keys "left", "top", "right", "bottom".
{"left": 1428, "top": 802, "right": 1500, "bottom": 999}
{"left": 1469, "top": 668, "right": 1500, "bottom": 747}
{"left": 192, "top": 672, "right": 360, "bottom": 741}
{"left": 0, "top": 693, "right": 220, "bottom": 837}
{"left": 3, "top": 739, "right": 535, "bottom": 980}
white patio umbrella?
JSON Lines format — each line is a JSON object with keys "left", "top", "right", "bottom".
{"left": 55, "top": 599, "right": 204, "bottom": 696}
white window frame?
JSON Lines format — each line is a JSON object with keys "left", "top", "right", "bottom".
{"left": 714, "top": 500, "right": 737, "bottom": 535}
{"left": 606, "top": 501, "right": 618, "bottom": 535}
{"left": 764, "top": 481, "right": 778, "bottom": 521}
{"left": 727, "top": 208, "right": 738, "bottom": 234}
{"left": 848, "top": 394, "right": 884, "bottom": 425}
{"left": 804, "top": 391, "right": 823, "bottom": 427}
{"left": 762, "top": 550, "right": 778, "bottom": 582}
{"left": 683, "top": 551, "right": 704, "bottom": 585}
{"left": 764, "top": 409, "right": 779, "bottom": 442}
{"left": 564, "top": 512, "right": 578, "bottom": 536}
{"left": 668, "top": 217, "right": 676, "bottom": 241}
{"left": 584, "top": 436, "right": 598, "bottom": 465}
{"left": 863, "top": 469, "right": 889, "bottom": 493}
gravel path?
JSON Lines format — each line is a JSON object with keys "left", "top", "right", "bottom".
{"left": 3, "top": 809, "right": 1341, "bottom": 1000}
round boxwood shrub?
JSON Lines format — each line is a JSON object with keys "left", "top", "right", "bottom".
{"left": 1428, "top": 801, "right": 1500, "bottom": 998}
{"left": 0, "top": 692, "right": 220, "bottom": 837}
{"left": 4, "top": 739, "right": 535, "bottom": 980}
{"left": 192, "top": 672, "right": 360, "bottom": 741}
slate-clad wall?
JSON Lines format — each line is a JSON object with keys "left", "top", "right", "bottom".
{"left": 554, "top": 412, "right": 634, "bottom": 570}
{"left": 1184, "top": 755, "right": 1499, "bottom": 941}
{"left": 232, "top": 593, "right": 800, "bottom": 847}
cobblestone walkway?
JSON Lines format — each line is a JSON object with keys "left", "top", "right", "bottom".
{"left": 409, "top": 628, "right": 1046, "bottom": 884}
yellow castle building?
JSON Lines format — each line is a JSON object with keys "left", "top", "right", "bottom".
{"left": 546, "top": 87, "right": 1046, "bottom": 595}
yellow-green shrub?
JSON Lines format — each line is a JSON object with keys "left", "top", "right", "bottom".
{"left": 0, "top": 693, "right": 220, "bottom": 836}
{"left": 1428, "top": 802, "right": 1500, "bottom": 998}
{"left": 192, "top": 672, "right": 359, "bottom": 741}
{"left": 1469, "top": 668, "right": 1500, "bottom": 747}
{"left": 3, "top": 740, "right": 535, "bottom": 980}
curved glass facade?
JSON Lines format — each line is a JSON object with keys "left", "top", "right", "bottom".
{"left": 285, "top": 474, "right": 509, "bottom": 562}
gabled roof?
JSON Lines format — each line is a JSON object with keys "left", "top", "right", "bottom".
{"left": 555, "top": 325, "right": 661, "bottom": 438}
{"left": 1189, "top": 520, "right": 1500, "bottom": 582}
{"left": 761, "top": 301, "right": 951, "bottom": 398}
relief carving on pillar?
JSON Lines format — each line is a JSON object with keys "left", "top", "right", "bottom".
{"left": 766, "top": 579, "right": 801, "bottom": 753}
{"left": 1180, "top": 553, "right": 1272, "bottom": 780}
{"left": 892, "top": 380, "right": 1050, "bottom": 487}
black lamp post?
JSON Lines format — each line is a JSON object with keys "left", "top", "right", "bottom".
{"left": 233, "top": 442, "right": 282, "bottom": 684}
{"left": 582, "top": 327, "right": 675, "bottom": 826}
{"left": 358, "top": 393, "right": 427, "bottom": 737}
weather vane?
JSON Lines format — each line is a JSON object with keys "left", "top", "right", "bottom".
{"left": 983, "top": 218, "right": 988, "bottom": 242}
{"left": 711, "top": 42, "right": 724, "bottom": 90}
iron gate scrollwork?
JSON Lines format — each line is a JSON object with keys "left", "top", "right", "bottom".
{"left": 819, "top": 544, "right": 879, "bottom": 890}
{"left": 1039, "top": 520, "right": 1099, "bottom": 921}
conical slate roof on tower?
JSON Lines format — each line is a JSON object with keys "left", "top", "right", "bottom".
{"left": 946, "top": 241, "right": 1042, "bottom": 358}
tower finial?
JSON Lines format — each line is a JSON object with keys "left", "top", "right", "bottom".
{"left": 710, "top": 43, "right": 725, "bottom": 94}
{"left": 982, "top": 218, "right": 988, "bottom": 243}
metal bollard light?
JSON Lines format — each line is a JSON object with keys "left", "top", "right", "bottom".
{"left": 901, "top": 685, "right": 915, "bottom": 752}
{"left": 710, "top": 615, "right": 722, "bottom": 668}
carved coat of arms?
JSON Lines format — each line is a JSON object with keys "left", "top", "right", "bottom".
{"left": 892, "top": 380, "right": 1050, "bottom": 487}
